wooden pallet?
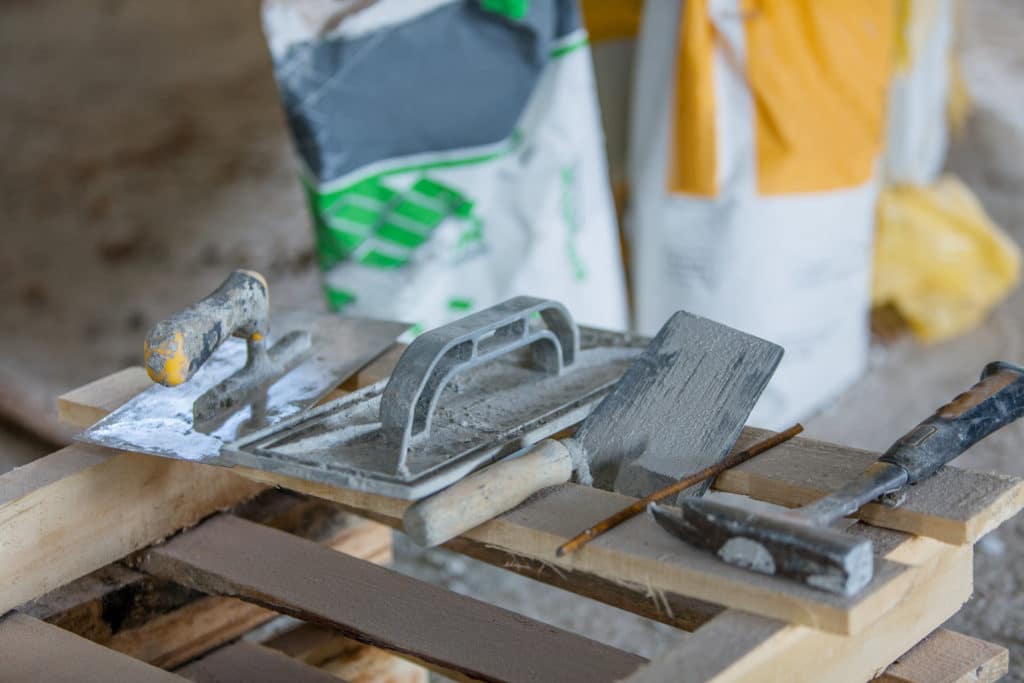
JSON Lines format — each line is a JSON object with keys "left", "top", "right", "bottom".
{"left": 0, "top": 355, "right": 1018, "bottom": 682}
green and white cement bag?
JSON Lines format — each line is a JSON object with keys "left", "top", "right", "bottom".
{"left": 262, "top": 0, "right": 628, "bottom": 332}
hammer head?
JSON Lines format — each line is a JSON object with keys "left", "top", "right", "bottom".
{"left": 649, "top": 499, "right": 874, "bottom": 596}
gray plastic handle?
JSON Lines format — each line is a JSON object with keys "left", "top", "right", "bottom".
{"left": 379, "top": 297, "right": 578, "bottom": 475}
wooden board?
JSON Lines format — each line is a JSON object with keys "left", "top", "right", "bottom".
{"left": 719, "top": 428, "right": 1024, "bottom": 545}
{"left": 0, "top": 611, "right": 185, "bottom": 683}
{"left": 231, "top": 466, "right": 919, "bottom": 635}
{"left": 179, "top": 641, "right": 342, "bottom": 683}
{"left": 137, "top": 514, "right": 647, "bottom": 683}
{"left": 262, "top": 622, "right": 428, "bottom": 683}
{"left": 49, "top": 368, "right": 1022, "bottom": 635}
{"left": 444, "top": 536, "right": 723, "bottom": 631}
{"left": 873, "top": 628, "right": 1008, "bottom": 683}
{"left": 623, "top": 535, "right": 973, "bottom": 683}
{"left": 0, "top": 443, "right": 264, "bottom": 615}
{"left": 22, "top": 491, "right": 392, "bottom": 669}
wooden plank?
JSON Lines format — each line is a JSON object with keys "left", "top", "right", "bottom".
{"left": 0, "top": 443, "right": 265, "bottom": 614}
{"left": 0, "top": 611, "right": 186, "bottom": 683}
{"left": 22, "top": 491, "right": 393, "bottom": 669}
{"left": 232, "top": 466, "right": 919, "bottom": 635}
{"left": 873, "top": 628, "right": 1009, "bottom": 683}
{"left": 50, "top": 369, "right": 907, "bottom": 635}
{"left": 263, "top": 622, "right": 428, "bottom": 683}
{"left": 110, "top": 596, "right": 273, "bottom": 669}
{"left": 137, "top": 514, "right": 647, "bottom": 683}
{"left": 179, "top": 641, "right": 342, "bottom": 683}
{"left": 622, "top": 536, "right": 973, "bottom": 683}
{"left": 718, "top": 428, "right": 1024, "bottom": 545}
{"left": 318, "top": 646, "right": 428, "bottom": 683}
{"left": 56, "top": 366, "right": 151, "bottom": 428}
{"left": 444, "top": 536, "right": 723, "bottom": 631}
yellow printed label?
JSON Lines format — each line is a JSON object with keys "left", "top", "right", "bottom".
{"left": 667, "top": 0, "right": 718, "bottom": 197}
{"left": 746, "top": 0, "right": 892, "bottom": 194}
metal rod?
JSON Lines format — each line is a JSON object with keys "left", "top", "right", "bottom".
{"left": 555, "top": 423, "right": 804, "bottom": 557}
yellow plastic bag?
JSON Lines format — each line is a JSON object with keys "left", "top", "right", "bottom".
{"left": 873, "top": 176, "right": 1020, "bottom": 343}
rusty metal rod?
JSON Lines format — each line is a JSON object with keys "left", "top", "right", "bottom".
{"left": 555, "top": 423, "right": 804, "bottom": 557}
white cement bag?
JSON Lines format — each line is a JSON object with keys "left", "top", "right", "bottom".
{"left": 628, "top": 0, "right": 890, "bottom": 427}
{"left": 884, "top": 0, "right": 955, "bottom": 185}
{"left": 262, "top": 0, "right": 628, "bottom": 333}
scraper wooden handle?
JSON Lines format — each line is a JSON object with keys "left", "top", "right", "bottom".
{"left": 403, "top": 439, "right": 573, "bottom": 547}
{"left": 144, "top": 270, "right": 269, "bottom": 386}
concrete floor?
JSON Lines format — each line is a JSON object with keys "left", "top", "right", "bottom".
{"left": 2, "top": 0, "right": 1023, "bottom": 678}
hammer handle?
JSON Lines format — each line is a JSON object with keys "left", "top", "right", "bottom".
{"left": 881, "top": 361, "right": 1024, "bottom": 483}
{"left": 144, "top": 270, "right": 269, "bottom": 386}
{"left": 403, "top": 439, "right": 573, "bottom": 547}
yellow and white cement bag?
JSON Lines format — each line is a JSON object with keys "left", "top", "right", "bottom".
{"left": 628, "top": 0, "right": 892, "bottom": 427}
{"left": 262, "top": 0, "right": 628, "bottom": 332}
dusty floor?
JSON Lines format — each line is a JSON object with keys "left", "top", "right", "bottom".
{"left": 2, "top": 0, "right": 1023, "bottom": 678}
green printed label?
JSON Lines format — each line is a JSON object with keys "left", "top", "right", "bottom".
{"left": 324, "top": 286, "right": 356, "bottom": 312}
{"left": 480, "top": 0, "right": 529, "bottom": 20}
{"left": 448, "top": 297, "right": 473, "bottom": 312}
{"left": 305, "top": 174, "right": 480, "bottom": 273}
{"left": 561, "top": 165, "right": 587, "bottom": 282}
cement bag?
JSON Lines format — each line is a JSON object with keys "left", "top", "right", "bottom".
{"left": 628, "top": 1, "right": 891, "bottom": 427}
{"left": 885, "top": 0, "right": 955, "bottom": 185}
{"left": 262, "top": 0, "right": 628, "bottom": 332}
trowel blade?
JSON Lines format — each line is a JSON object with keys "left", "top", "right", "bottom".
{"left": 576, "top": 310, "right": 783, "bottom": 501}
{"left": 76, "top": 312, "right": 407, "bottom": 462}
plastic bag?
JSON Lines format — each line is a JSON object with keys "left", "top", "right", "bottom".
{"left": 873, "top": 177, "right": 1020, "bottom": 343}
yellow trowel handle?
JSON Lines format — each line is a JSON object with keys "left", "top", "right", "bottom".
{"left": 144, "top": 270, "right": 269, "bottom": 386}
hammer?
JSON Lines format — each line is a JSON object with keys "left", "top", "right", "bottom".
{"left": 651, "top": 361, "right": 1024, "bottom": 596}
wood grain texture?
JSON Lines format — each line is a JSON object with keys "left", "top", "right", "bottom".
{"left": 57, "top": 366, "right": 151, "bottom": 427}
{"left": 226, "top": 467, "right": 918, "bottom": 635}
{"left": 443, "top": 537, "right": 724, "bottom": 631}
{"left": 623, "top": 538, "right": 973, "bottom": 683}
{"left": 137, "top": 515, "right": 647, "bottom": 683}
{"left": 22, "top": 491, "right": 393, "bottom": 669}
{"left": 263, "top": 622, "right": 428, "bottom": 683}
{"left": 179, "top": 641, "right": 342, "bottom": 683}
{"left": 0, "top": 444, "right": 264, "bottom": 614}
{"left": 718, "top": 428, "right": 1024, "bottom": 545}
{"left": 265, "top": 622, "right": 367, "bottom": 666}
{"left": 0, "top": 611, "right": 186, "bottom": 683}
{"left": 872, "top": 628, "right": 1009, "bottom": 683}
{"left": 319, "top": 645, "right": 428, "bottom": 683}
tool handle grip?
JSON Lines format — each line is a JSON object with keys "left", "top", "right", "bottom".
{"left": 881, "top": 361, "right": 1024, "bottom": 483}
{"left": 144, "top": 270, "right": 269, "bottom": 386}
{"left": 403, "top": 439, "right": 573, "bottom": 547}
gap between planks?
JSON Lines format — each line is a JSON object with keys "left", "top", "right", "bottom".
{"left": 22, "top": 491, "right": 394, "bottom": 670}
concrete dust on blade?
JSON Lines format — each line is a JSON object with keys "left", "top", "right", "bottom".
{"left": 77, "top": 313, "right": 407, "bottom": 462}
